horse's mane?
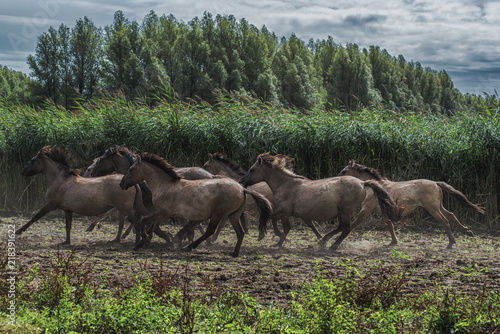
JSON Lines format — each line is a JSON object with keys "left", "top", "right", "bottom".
{"left": 349, "top": 161, "right": 385, "bottom": 181}
{"left": 98, "top": 145, "right": 136, "bottom": 166}
{"left": 258, "top": 153, "right": 305, "bottom": 179}
{"left": 140, "top": 153, "right": 182, "bottom": 180}
{"left": 211, "top": 152, "right": 247, "bottom": 176}
{"left": 39, "top": 146, "right": 80, "bottom": 176}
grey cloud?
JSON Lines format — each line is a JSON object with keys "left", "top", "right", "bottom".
{"left": 342, "top": 14, "right": 387, "bottom": 27}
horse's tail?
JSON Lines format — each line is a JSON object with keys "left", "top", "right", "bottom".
{"left": 244, "top": 188, "right": 273, "bottom": 236}
{"left": 436, "top": 182, "right": 485, "bottom": 214}
{"left": 134, "top": 182, "right": 156, "bottom": 215}
{"left": 364, "top": 180, "right": 403, "bottom": 222}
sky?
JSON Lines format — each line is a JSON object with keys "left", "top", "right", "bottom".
{"left": 0, "top": 0, "right": 499, "bottom": 96}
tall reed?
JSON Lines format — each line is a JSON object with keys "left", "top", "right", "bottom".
{"left": 1, "top": 97, "right": 498, "bottom": 227}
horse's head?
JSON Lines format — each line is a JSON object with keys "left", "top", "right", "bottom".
{"left": 239, "top": 153, "right": 291, "bottom": 187}
{"left": 203, "top": 153, "right": 246, "bottom": 178}
{"left": 338, "top": 159, "right": 357, "bottom": 177}
{"left": 22, "top": 146, "right": 75, "bottom": 177}
{"left": 120, "top": 156, "right": 143, "bottom": 190}
{"left": 91, "top": 146, "right": 134, "bottom": 177}
{"left": 22, "top": 152, "right": 43, "bottom": 177}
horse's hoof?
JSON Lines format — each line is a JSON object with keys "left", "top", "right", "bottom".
{"left": 61, "top": 241, "right": 71, "bottom": 245}
{"left": 388, "top": 241, "right": 398, "bottom": 247}
{"left": 182, "top": 246, "right": 193, "bottom": 253}
{"left": 230, "top": 252, "right": 239, "bottom": 257}
{"left": 257, "top": 231, "right": 266, "bottom": 241}
{"left": 86, "top": 227, "right": 94, "bottom": 232}
{"left": 15, "top": 229, "right": 23, "bottom": 235}
{"left": 466, "top": 231, "right": 474, "bottom": 237}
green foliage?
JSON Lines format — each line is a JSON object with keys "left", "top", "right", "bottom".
{"left": 2, "top": 246, "right": 499, "bottom": 333}
{"left": 1, "top": 97, "right": 499, "bottom": 225}
{"left": 23, "top": 10, "right": 500, "bottom": 112}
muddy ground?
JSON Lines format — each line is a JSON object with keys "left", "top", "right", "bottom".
{"left": 3, "top": 213, "right": 500, "bottom": 306}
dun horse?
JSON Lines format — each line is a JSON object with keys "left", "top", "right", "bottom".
{"left": 239, "top": 153, "right": 402, "bottom": 250}
{"left": 203, "top": 153, "right": 323, "bottom": 246}
{"left": 90, "top": 145, "right": 213, "bottom": 242}
{"left": 339, "top": 160, "right": 484, "bottom": 248}
{"left": 15, "top": 146, "right": 147, "bottom": 244}
{"left": 120, "top": 153, "right": 272, "bottom": 257}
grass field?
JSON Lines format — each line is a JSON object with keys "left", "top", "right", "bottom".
{"left": 1, "top": 214, "right": 500, "bottom": 333}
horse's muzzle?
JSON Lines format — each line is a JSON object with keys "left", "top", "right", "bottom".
{"left": 120, "top": 179, "right": 130, "bottom": 190}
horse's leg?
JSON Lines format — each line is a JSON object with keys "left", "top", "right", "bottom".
{"left": 121, "top": 223, "right": 134, "bottom": 239}
{"left": 16, "top": 203, "right": 57, "bottom": 235}
{"left": 329, "top": 213, "right": 352, "bottom": 251}
{"left": 63, "top": 211, "right": 72, "bottom": 245}
{"left": 441, "top": 207, "right": 475, "bottom": 237}
{"left": 227, "top": 214, "right": 245, "bottom": 257}
{"left": 183, "top": 218, "right": 223, "bottom": 252}
{"left": 208, "top": 218, "right": 227, "bottom": 244}
{"left": 385, "top": 221, "right": 399, "bottom": 246}
{"left": 240, "top": 212, "right": 249, "bottom": 234}
{"left": 428, "top": 209, "right": 456, "bottom": 249}
{"left": 318, "top": 222, "right": 342, "bottom": 248}
{"left": 272, "top": 217, "right": 286, "bottom": 247}
{"left": 304, "top": 220, "right": 322, "bottom": 239}
{"left": 112, "top": 211, "right": 126, "bottom": 243}
{"left": 173, "top": 220, "right": 202, "bottom": 248}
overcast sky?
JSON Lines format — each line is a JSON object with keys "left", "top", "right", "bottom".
{"left": 1, "top": 0, "right": 499, "bottom": 95}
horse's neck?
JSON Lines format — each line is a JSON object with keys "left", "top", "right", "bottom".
{"left": 42, "top": 159, "right": 73, "bottom": 186}
{"left": 112, "top": 155, "right": 131, "bottom": 174}
{"left": 217, "top": 163, "right": 245, "bottom": 181}
{"left": 358, "top": 172, "right": 377, "bottom": 181}
{"left": 264, "top": 169, "right": 303, "bottom": 194}
{"left": 142, "top": 163, "right": 176, "bottom": 189}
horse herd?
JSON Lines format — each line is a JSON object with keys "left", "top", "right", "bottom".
{"left": 15, "top": 145, "right": 485, "bottom": 257}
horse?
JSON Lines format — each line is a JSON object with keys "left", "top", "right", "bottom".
{"left": 203, "top": 153, "right": 323, "bottom": 246}
{"left": 119, "top": 153, "right": 273, "bottom": 257}
{"left": 339, "top": 160, "right": 484, "bottom": 248}
{"left": 15, "top": 146, "right": 148, "bottom": 244}
{"left": 239, "top": 153, "right": 402, "bottom": 250}
{"left": 89, "top": 145, "right": 211, "bottom": 242}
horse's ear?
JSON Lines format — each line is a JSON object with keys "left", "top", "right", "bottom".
{"left": 349, "top": 159, "right": 355, "bottom": 167}
{"left": 208, "top": 153, "right": 213, "bottom": 160}
{"left": 257, "top": 156, "right": 263, "bottom": 165}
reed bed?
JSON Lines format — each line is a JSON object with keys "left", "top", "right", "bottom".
{"left": 1, "top": 97, "right": 498, "bottom": 228}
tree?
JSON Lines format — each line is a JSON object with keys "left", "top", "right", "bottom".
{"left": 102, "top": 11, "right": 144, "bottom": 98}
{"left": 27, "top": 26, "right": 62, "bottom": 104}
{"left": 71, "top": 16, "right": 102, "bottom": 99}
{"left": 272, "top": 34, "right": 318, "bottom": 108}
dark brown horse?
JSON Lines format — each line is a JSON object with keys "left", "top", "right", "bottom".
{"left": 15, "top": 146, "right": 147, "bottom": 244}
{"left": 339, "top": 160, "right": 484, "bottom": 248}
{"left": 120, "top": 153, "right": 272, "bottom": 257}
{"left": 203, "top": 153, "right": 323, "bottom": 246}
{"left": 239, "top": 153, "right": 402, "bottom": 250}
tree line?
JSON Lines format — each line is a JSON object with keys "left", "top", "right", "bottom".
{"left": 1, "top": 10, "right": 498, "bottom": 113}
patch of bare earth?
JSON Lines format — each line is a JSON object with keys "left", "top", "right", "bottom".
{"left": 3, "top": 214, "right": 500, "bottom": 306}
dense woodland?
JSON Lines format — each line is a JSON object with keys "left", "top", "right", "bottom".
{"left": 0, "top": 10, "right": 498, "bottom": 113}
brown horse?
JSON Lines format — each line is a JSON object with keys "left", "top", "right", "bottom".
{"left": 89, "top": 145, "right": 211, "bottom": 241}
{"left": 239, "top": 153, "right": 402, "bottom": 250}
{"left": 15, "top": 146, "right": 147, "bottom": 244}
{"left": 203, "top": 153, "right": 323, "bottom": 246}
{"left": 339, "top": 160, "right": 484, "bottom": 248}
{"left": 120, "top": 153, "right": 272, "bottom": 257}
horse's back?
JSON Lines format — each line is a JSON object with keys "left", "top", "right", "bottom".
{"left": 57, "top": 175, "right": 135, "bottom": 215}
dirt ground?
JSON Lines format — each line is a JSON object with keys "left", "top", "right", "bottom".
{"left": 3, "top": 213, "right": 500, "bottom": 306}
